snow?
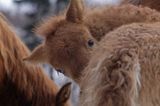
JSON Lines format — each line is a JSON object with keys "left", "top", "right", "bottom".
{"left": 85, "top": 0, "right": 121, "bottom": 6}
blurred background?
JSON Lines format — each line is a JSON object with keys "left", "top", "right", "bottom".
{"left": 0, "top": 0, "right": 120, "bottom": 105}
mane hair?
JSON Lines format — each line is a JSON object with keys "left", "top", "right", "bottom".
{"left": 0, "top": 14, "right": 68, "bottom": 106}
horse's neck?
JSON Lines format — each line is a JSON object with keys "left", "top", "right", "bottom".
{"left": 84, "top": 5, "right": 160, "bottom": 41}
{"left": 0, "top": 17, "right": 58, "bottom": 105}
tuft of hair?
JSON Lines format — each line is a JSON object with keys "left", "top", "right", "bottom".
{"left": 35, "top": 16, "right": 64, "bottom": 38}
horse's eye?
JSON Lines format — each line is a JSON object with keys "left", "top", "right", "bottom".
{"left": 87, "top": 39, "right": 94, "bottom": 47}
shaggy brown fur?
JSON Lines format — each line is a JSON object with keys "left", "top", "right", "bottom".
{"left": 122, "top": 0, "right": 160, "bottom": 11}
{"left": 0, "top": 14, "right": 70, "bottom": 106}
{"left": 80, "top": 22, "right": 160, "bottom": 106}
{"left": 25, "top": 0, "right": 160, "bottom": 84}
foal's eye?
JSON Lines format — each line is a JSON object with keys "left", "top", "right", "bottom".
{"left": 87, "top": 39, "right": 94, "bottom": 47}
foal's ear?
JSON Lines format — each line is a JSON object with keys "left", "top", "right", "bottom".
{"left": 56, "top": 82, "right": 72, "bottom": 105}
{"left": 66, "top": 0, "right": 84, "bottom": 23}
{"left": 23, "top": 45, "right": 47, "bottom": 64}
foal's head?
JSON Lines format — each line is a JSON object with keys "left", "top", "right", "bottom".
{"left": 24, "top": 0, "right": 96, "bottom": 82}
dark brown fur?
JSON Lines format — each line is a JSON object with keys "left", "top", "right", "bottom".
{"left": 0, "top": 14, "right": 70, "bottom": 106}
